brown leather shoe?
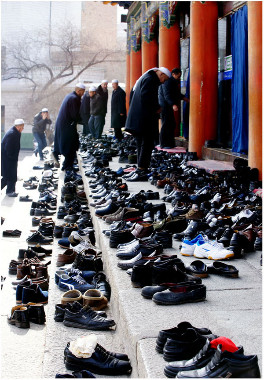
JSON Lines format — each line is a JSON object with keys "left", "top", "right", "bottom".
{"left": 131, "top": 222, "right": 154, "bottom": 239}
{"left": 56, "top": 249, "right": 77, "bottom": 267}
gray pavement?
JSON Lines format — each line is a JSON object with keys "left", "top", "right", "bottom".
{"left": 0, "top": 149, "right": 262, "bottom": 379}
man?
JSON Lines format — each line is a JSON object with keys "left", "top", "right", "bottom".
{"left": 125, "top": 67, "right": 171, "bottom": 179}
{"left": 111, "top": 79, "right": 126, "bottom": 141}
{"left": 1, "top": 119, "right": 24, "bottom": 197}
{"left": 32, "top": 108, "right": 52, "bottom": 160}
{"left": 53, "top": 83, "right": 85, "bottom": 170}
{"left": 88, "top": 86, "right": 105, "bottom": 139}
{"left": 158, "top": 68, "right": 189, "bottom": 148}
{"left": 97, "top": 80, "right": 108, "bottom": 129}
{"left": 80, "top": 91, "right": 90, "bottom": 135}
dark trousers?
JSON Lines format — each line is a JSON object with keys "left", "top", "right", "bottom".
{"left": 62, "top": 151, "right": 76, "bottom": 171}
{"left": 159, "top": 107, "right": 176, "bottom": 148}
{"left": 83, "top": 123, "right": 90, "bottom": 135}
{"left": 89, "top": 115, "right": 105, "bottom": 139}
{"left": 135, "top": 134, "right": 155, "bottom": 170}
{"left": 33, "top": 132, "right": 47, "bottom": 160}
{"left": 114, "top": 127, "right": 123, "bottom": 141}
{"left": 1, "top": 177, "right": 16, "bottom": 194}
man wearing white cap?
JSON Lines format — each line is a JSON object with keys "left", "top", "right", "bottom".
{"left": 96, "top": 80, "right": 108, "bottom": 128}
{"left": 32, "top": 108, "right": 52, "bottom": 160}
{"left": 53, "top": 83, "right": 85, "bottom": 170}
{"left": 88, "top": 85, "right": 105, "bottom": 139}
{"left": 125, "top": 67, "right": 171, "bottom": 180}
{"left": 1, "top": 119, "right": 24, "bottom": 196}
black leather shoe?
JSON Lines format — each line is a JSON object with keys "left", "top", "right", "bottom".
{"left": 27, "top": 303, "right": 46, "bottom": 324}
{"left": 156, "top": 322, "right": 213, "bottom": 355}
{"left": 153, "top": 283, "right": 206, "bottom": 306}
{"left": 56, "top": 370, "right": 95, "bottom": 378}
{"left": 152, "top": 262, "right": 201, "bottom": 286}
{"left": 7, "top": 305, "right": 30, "bottom": 328}
{"left": 64, "top": 342, "right": 132, "bottom": 375}
{"left": 92, "top": 272, "right": 111, "bottom": 300}
{"left": 176, "top": 344, "right": 260, "bottom": 378}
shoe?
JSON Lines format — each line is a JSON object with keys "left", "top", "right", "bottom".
{"left": 63, "top": 303, "right": 115, "bottom": 330}
{"left": 26, "top": 231, "right": 53, "bottom": 245}
{"left": 26, "top": 303, "right": 46, "bottom": 324}
{"left": 3, "top": 229, "right": 22, "bottom": 237}
{"left": 7, "top": 305, "right": 30, "bottom": 328}
{"left": 58, "top": 273, "right": 93, "bottom": 292}
{"left": 92, "top": 272, "right": 111, "bottom": 300}
{"left": 193, "top": 238, "right": 234, "bottom": 260}
{"left": 82, "top": 289, "right": 108, "bottom": 310}
{"left": 56, "top": 249, "right": 77, "bottom": 267}
{"left": 55, "top": 370, "right": 95, "bottom": 378}
{"left": 21, "top": 283, "right": 48, "bottom": 304}
{"left": 152, "top": 261, "right": 201, "bottom": 286}
{"left": 156, "top": 322, "right": 212, "bottom": 355}
{"left": 64, "top": 342, "right": 132, "bottom": 375}
{"left": 19, "top": 195, "right": 33, "bottom": 202}
{"left": 207, "top": 261, "right": 239, "bottom": 278}
{"left": 185, "top": 260, "right": 208, "bottom": 278}
{"left": 180, "top": 234, "right": 205, "bottom": 256}
{"left": 61, "top": 289, "right": 83, "bottom": 305}
{"left": 152, "top": 282, "right": 206, "bottom": 306}
{"left": 7, "top": 192, "right": 19, "bottom": 197}
{"left": 176, "top": 344, "right": 260, "bottom": 378}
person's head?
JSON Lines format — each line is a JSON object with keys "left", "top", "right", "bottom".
{"left": 89, "top": 85, "right": 97, "bottom": 97}
{"left": 14, "top": 119, "right": 24, "bottom": 133}
{"left": 75, "top": 82, "right": 86, "bottom": 97}
{"left": 101, "top": 80, "right": 108, "bottom": 92}
{"left": 156, "top": 67, "right": 171, "bottom": 83}
{"left": 112, "top": 79, "right": 118, "bottom": 90}
{"left": 171, "top": 68, "right": 181, "bottom": 80}
{"left": 41, "top": 107, "right": 49, "bottom": 117}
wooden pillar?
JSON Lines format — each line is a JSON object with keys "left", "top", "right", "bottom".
{"left": 188, "top": 1, "right": 218, "bottom": 157}
{"left": 142, "top": 38, "right": 158, "bottom": 72}
{"left": 125, "top": 52, "right": 131, "bottom": 113}
{"left": 248, "top": 2, "right": 262, "bottom": 179}
{"left": 159, "top": 22, "right": 180, "bottom": 70}
{"left": 130, "top": 50, "right": 142, "bottom": 89}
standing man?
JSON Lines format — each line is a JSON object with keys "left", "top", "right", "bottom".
{"left": 158, "top": 68, "right": 189, "bottom": 148}
{"left": 53, "top": 83, "right": 85, "bottom": 170}
{"left": 80, "top": 90, "right": 90, "bottom": 135}
{"left": 1, "top": 119, "right": 24, "bottom": 197}
{"left": 88, "top": 86, "right": 105, "bottom": 139}
{"left": 125, "top": 67, "right": 171, "bottom": 180}
{"left": 111, "top": 79, "right": 126, "bottom": 141}
{"left": 32, "top": 108, "right": 52, "bottom": 160}
{"left": 97, "top": 79, "right": 108, "bottom": 130}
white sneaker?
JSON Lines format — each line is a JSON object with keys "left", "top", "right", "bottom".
{"left": 231, "top": 209, "right": 253, "bottom": 223}
{"left": 180, "top": 234, "right": 204, "bottom": 256}
{"left": 194, "top": 238, "right": 234, "bottom": 260}
{"left": 71, "top": 240, "right": 92, "bottom": 253}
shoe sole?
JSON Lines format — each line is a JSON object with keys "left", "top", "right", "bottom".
{"left": 180, "top": 252, "right": 194, "bottom": 257}
{"left": 207, "top": 253, "right": 235, "bottom": 260}
{"left": 153, "top": 297, "right": 206, "bottom": 306}
{"left": 64, "top": 359, "right": 132, "bottom": 375}
{"left": 63, "top": 320, "right": 115, "bottom": 330}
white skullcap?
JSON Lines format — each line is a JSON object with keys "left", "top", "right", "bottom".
{"left": 76, "top": 82, "right": 86, "bottom": 90}
{"left": 14, "top": 118, "right": 24, "bottom": 125}
{"left": 158, "top": 67, "right": 171, "bottom": 78}
{"left": 89, "top": 86, "right": 97, "bottom": 92}
{"left": 101, "top": 79, "right": 108, "bottom": 84}
{"left": 42, "top": 108, "right": 48, "bottom": 112}
{"left": 112, "top": 79, "right": 118, "bottom": 83}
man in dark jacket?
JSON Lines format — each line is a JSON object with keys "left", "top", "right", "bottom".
{"left": 1, "top": 119, "right": 24, "bottom": 197}
{"left": 125, "top": 67, "right": 171, "bottom": 178}
{"left": 88, "top": 86, "right": 105, "bottom": 139}
{"left": 79, "top": 91, "right": 90, "bottom": 135}
{"left": 111, "top": 79, "right": 126, "bottom": 141}
{"left": 32, "top": 107, "right": 52, "bottom": 160}
{"left": 53, "top": 83, "right": 85, "bottom": 170}
{"left": 158, "top": 68, "right": 189, "bottom": 148}
{"left": 97, "top": 80, "right": 108, "bottom": 127}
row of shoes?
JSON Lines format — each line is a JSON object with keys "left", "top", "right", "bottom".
{"left": 155, "top": 321, "right": 260, "bottom": 378}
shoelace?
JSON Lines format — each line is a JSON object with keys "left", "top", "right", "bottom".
{"left": 72, "top": 275, "right": 87, "bottom": 285}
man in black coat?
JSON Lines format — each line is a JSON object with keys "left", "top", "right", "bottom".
{"left": 79, "top": 91, "right": 90, "bottom": 135}
{"left": 1, "top": 119, "right": 24, "bottom": 197}
{"left": 88, "top": 86, "right": 105, "bottom": 139}
{"left": 111, "top": 79, "right": 126, "bottom": 141}
{"left": 158, "top": 68, "right": 189, "bottom": 148}
{"left": 53, "top": 83, "right": 85, "bottom": 170}
{"left": 125, "top": 67, "right": 171, "bottom": 178}
{"left": 32, "top": 107, "right": 52, "bottom": 160}
{"left": 97, "top": 80, "right": 108, "bottom": 128}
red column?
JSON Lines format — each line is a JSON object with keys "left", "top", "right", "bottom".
{"left": 142, "top": 38, "right": 158, "bottom": 72}
{"left": 188, "top": 1, "right": 218, "bottom": 157}
{"left": 159, "top": 22, "right": 180, "bottom": 70}
{"left": 125, "top": 52, "right": 131, "bottom": 113}
{"left": 248, "top": 2, "right": 262, "bottom": 179}
{"left": 130, "top": 49, "right": 142, "bottom": 89}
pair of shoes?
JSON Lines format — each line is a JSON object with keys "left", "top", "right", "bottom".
{"left": 16, "top": 283, "right": 48, "bottom": 304}
{"left": 54, "top": 301, "right": 114, "bottom": 330}
{"left": 3, "top": 229, "right": 22, "bottom": 237}
{"left": 64, "top": 339, "right": 132, "bottom": 375}
{"left": 27, "top": 231, "right": 53, "bottom": 245}
{"left": 7, "top": 303, "right": 46, "bottom": 328}
{"left": 60, "top": 288, "right": 108, "bottom": 310}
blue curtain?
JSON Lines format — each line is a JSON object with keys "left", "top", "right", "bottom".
{"left": 183, "top": 39, "right": 190, "bottom": 139}
{"left": 231, "top": 5, "right": 248, "bottom": 153}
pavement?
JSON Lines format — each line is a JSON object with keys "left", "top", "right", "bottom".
{"left": 0, "top": 148, "right": 262, "bottom": 379}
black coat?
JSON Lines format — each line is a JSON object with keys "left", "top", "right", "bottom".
{"left": 158, "top": 77, "right": 183, "bottom": 109}
{"left": 1, "top": 126, "right": 21, "bottom": 181}
{"left": 32, "top": 112, "right": 52, "bottom": 133}
{"left": 79, "top": 92, "right": 90, "bottom": 126}
{"left": 90, "top": 94, "right": 104, "bottom": 116}
{"left": 111, "top": 86, "right": 126, "bottom": 129}
{"left": 54, "top": 91, "right": 81, "bottom": 155}
{"left": 96, "top": 85, "right": 108, "bottom": 116}
{"left": 125, "top": 70, "right": 160, "bottom": 136}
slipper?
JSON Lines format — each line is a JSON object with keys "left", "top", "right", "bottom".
{"left": 24, "top": 184, "right": 38, "bottom": 190}
{"left": 185, "top": 260, "right": 208, "bottom": 278}
{"left": 207, "top": 261, "right": 239, "bottom": 278}
{"left": 3, "top": 229, "right": 22, "bottom": 237}
{"left": 19, "top": 195, "right": 33, "bottom": 202}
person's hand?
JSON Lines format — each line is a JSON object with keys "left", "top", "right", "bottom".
{"left": 173, "top": 105, "right": 178, "bottom": 111}
{"left": 120, "top": 114, "right": 124, "bottom": 116}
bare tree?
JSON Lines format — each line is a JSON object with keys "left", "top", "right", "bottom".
{"left": 2, "top": 20, "right": 123, "bottom": 103}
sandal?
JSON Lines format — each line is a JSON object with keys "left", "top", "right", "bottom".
{"left": 207, "top": 261, "right": 239, "bottom": 278}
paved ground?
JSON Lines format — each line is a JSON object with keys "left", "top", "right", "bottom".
{"left": 0, "top": 148, "right": 262, "bottom": 378}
